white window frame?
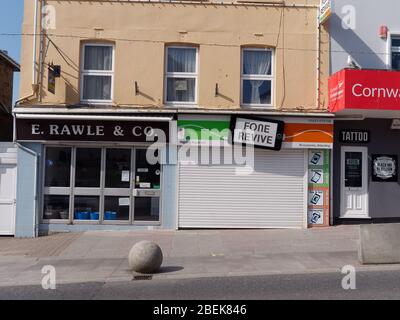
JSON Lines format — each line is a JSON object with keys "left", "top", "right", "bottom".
{"left": 388, "top": 32, "right": 400, "bottom": 70}
{"left": 80, "top": 43, "right": 115, "bottom": 104}
{"left": 240, "top": 47, "right": 274, "bottom": 108}
{"left": 164, "top": 45, "right": 199, "bottom": 106}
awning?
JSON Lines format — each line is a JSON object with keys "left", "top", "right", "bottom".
{"left": 329, "top": 68, "right": 400, "bottom": 118}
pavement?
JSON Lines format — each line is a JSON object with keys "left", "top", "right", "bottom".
{"left": 1, "top": 225, "right": 400, "bottom": 288}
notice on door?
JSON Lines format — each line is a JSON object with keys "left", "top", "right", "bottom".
{"left": 231, "top": 117, "right": 284, "bottom": 150}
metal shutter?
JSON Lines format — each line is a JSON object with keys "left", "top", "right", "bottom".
{"left": 178, "top": 148, "right": 306, "bottom": 229}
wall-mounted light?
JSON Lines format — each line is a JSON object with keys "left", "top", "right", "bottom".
{"left": 379, "top": 25, "right": 388, "bottom": 39}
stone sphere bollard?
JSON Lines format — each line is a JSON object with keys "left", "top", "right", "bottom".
{"left": 128, "top": 240, "right": 163, "bottom": 274}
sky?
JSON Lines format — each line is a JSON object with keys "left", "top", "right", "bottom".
{"left": 0, "top": 0, "right": 24, "bottom": 104}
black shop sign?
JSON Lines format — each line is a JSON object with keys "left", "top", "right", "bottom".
{"left": 339, "top": 130, "right": 370, "bottom": 144}
{"left": 231, "top": 116, "right": 285, "bottom": 151}
{"left": 16, "top": 118, "right": 170, "bottom": 143}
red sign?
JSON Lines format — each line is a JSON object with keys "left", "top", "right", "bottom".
{"left": 329, "top": 69, "right": 400, "bottom": 113}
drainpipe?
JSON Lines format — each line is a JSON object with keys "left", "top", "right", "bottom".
{"left": 316, "top": 13, "right": 321, "bottom": 109}
{"left": 13, "top": 114, "right": 39, "bottom": 238}
{"left": 17, "top": 0, "right": 40, "bottom": 106}
{"left": 33, "top": 0, "right": 39, "bottom": 86}
{"left": 38, "top": 0, "right": 46, "bottom": 102}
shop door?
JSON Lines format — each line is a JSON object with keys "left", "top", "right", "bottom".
{"left": 0, "top": 164, "right": 16, "bottom": 235}
{"left": 340, "top": 147, "right": 369, "bottom": 218}
{"left": 133, "top": 149, "right": 161, "bottom": 222}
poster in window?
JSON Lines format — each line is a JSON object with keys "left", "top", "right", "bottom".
{"left": 372, "top": 154, "right": 398, "bottom": 182}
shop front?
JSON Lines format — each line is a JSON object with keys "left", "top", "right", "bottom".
{"left": 330, "top": 69, "right": 400, "bottom": 222}
{"left": 13, "top": 112, "right": 177, "bottom": 237}
{"left": 176, "top": 114, "right": 333, "bottom": 229}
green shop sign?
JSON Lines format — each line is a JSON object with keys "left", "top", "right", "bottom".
{"left": 177, "top": 120, "right": 230, "bottom": 143}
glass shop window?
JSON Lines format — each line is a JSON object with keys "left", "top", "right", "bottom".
{"left": 135, "top": 149, "right": 161, "bottom": 189}
{"left": 75, "top": 148, "right": 102, "bottom": 188}
{"left": 104, "top": 196, "right": 130, "bottom": 221}
{"left": 43, "top": 195, "right": 70, "bottom": 220}
{"left": 134, "top": 197, "right": 160, "bottom": 221}
{"left": 73, "top": 196, "right": 100, "bottom": 221}
{"left": 105, "top": 148, "right": 131, "bottom": 188}
{"left": 44, "top": 147, "right": 71, "bottom": 187}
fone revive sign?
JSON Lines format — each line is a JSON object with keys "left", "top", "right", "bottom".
{"left": 329, "top": 69, "right": 400, "bottom": 113}
{"left": 231, "top": 117, "right": 284, "bottom": 150}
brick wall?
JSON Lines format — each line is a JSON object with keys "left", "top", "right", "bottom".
{"left": 0, "top": 59, "right": 14, "bottom": 110}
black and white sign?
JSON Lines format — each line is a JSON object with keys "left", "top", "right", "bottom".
{"left": 231, "top": 116, "right": 284, "bottom": 151}
{"left": 339, "top": 130, "right": 370, "bottom": 143}
{"left": 372, "top": 154, "right": 398, "bottom": 182}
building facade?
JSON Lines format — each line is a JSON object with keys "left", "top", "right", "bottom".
{"left": 0, "top": 50, "right": 20, "bottom": 235}
{"left": 329, "top": 0, "right": 400, "bottom": 223}
{"left": 15, "top": 0, "right": 332, "bottom": 237}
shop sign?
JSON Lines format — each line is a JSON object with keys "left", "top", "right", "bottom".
{"left": 372, "top": 155, "right": 398, "bottom": 182}
{"left": 177, "top": 119, "right": 230, "bottom": 146}
{"left": 319, "top": 0, "right": 331, "bottom": 25}
{"left": 282, "top": 118, "right": 333, "bottom": 149}
{"left": 231, "top": 116, "right": 285, "bottom": 151}
{"left": 339, "top": 130, "right": 370, "bottom": 143}
{"left": 329, "top": 69, "right": 400, "bottom": 113}
{"left": 16, "top": 118, "right": 170, "bottom": 143}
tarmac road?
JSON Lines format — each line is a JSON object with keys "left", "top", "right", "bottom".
{"left": 0, "top": 270, "right": 400, "bottom": 300}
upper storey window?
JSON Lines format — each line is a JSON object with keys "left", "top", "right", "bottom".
{"left": 241, "top": 48, "right": 273, "bottom": 107}
{"left": 165, "top": 46, "right": 198, "bottom": 105}
{"left": 391, "top": 37, "right": 400, "bottom": 70}
{"left": 80, "top": 43, "right": 114, "bottom": 104}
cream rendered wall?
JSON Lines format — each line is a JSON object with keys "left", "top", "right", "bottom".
{"left": 19, "top": 0, "right": 328, "bottom": 111}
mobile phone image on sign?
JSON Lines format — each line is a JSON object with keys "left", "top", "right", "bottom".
{"left": 308, "top": 209, "right": 324, "bottom": 225}
{"left": 309, "top": 170, "right": 324, "bottom": 184}
{"left": 309, "top": 150, "right": 324, "bottom": 166}
{"left": 309, "top": 191, "right": 324, "bottom": 206}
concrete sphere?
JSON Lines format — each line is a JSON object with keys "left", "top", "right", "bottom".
{"left": 128, "top": 240, "right": 163, "bottom": 274}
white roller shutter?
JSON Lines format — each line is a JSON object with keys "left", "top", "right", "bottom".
{"left": 178, "top": 148, "right": 306, "bottom": 229}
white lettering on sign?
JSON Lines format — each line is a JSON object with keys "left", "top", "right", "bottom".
{"left": 234, "top": 118, "right": 279, "bottom": 148}
{"left": 48, "top": 124, "right": 105, "bottom": 136}
{"left": 341, "top": 131, "right": 369, "bottom": 143}
{"left": 32, "top": 124, "right": 40, "bottom": 135}
{"left": 352, "top": 83, "right": 400, "bottom": 99}
{"left": 49, "top": 124, "right": 59, "bottom": 135}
